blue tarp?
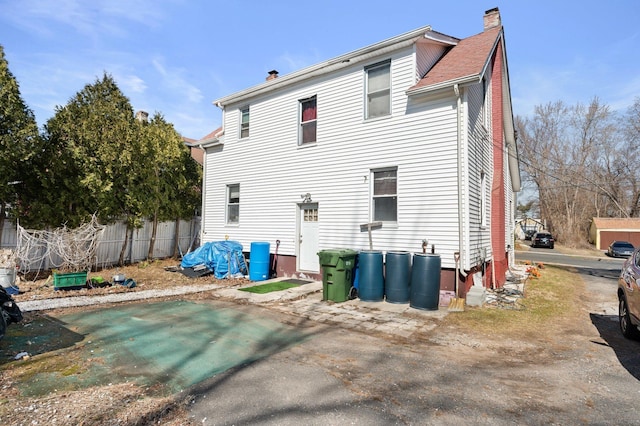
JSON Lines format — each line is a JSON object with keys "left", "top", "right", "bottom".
{"left": 181, "top": 241, "right": 248, "bottom": 279}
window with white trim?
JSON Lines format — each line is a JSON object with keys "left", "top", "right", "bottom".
{"left": 480, "top": 172, "right": 487, "bottom": 226}
{"left": 240, "top": 107, "right": 250, "bottom": 138}
{"left": 372, "top": 168, "right": 397, "bottom": 222}
{"left": 299, "top": 95, "right": 317, "bottom": 145}
{"left": 227, "top": 184, "right": 239, "bottom": 224}
{"left": 365, "top": 60, "right": 391, "bottom": 119}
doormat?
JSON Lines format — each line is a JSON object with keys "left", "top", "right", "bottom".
{"left": 278, "top": 279, "right": 313, "bottom": 285}
{"left": 239, "top": 281, "right": 299, "bottom": 294}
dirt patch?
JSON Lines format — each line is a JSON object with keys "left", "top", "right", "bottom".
{"left": 12, "top": 258, "right": 245, "bottom": 303}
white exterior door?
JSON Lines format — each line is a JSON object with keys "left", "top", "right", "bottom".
{"left": 298, "top": 203, "right": 319, "bottom": 272}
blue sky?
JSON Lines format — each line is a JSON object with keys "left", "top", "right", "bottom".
{"left": 0, "top": 0, "right": 638, "bottom": 140}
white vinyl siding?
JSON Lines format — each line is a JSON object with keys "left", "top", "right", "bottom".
{"left": 415, "top": 42, "right": 448, "bottom": 82}
{"left": 203, "top": 44, "right": 466, "bottom": 270}
{"left": 466, "top": 78, "right": 494, "bottom": 267}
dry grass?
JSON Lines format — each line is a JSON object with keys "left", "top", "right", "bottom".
{"left": 12, "top": 258, "right": 246, "bottom": 304}
{"left": 442, "top": 265, "right": 585, "bottom": 342}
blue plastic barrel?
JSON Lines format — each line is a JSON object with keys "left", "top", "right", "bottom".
{"left": 385, "top": 251, "right": 411, "bottom": 303}
{"left": 249, "top": 242, "right": 270, "bottom": 281}
{"left": 358, "top": 250, "right": 384, "bottom": 302}
{"left": 410, "top": 253, "right": 441, "bottom": 310}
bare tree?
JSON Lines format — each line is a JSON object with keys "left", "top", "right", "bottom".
{"left": 516, "top": 97, "right": 624, "bottom": 246}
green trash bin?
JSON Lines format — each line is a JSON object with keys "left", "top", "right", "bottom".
{"left": 318, "top": 249, "right": 358, "bottom": 302}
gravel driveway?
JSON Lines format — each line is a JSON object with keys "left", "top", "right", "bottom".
{"left": 3, "top": 263, "right": 640, "bottom": 425}
{"left": 187, "top": 271, "right": 640, "bottom": 425}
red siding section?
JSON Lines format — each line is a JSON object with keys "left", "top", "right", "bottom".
{"left": 490, "top": 41, "right": 508, "bottom": 288}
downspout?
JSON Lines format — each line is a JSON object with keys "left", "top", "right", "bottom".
{"left": 454, "top": 84, "right": 467, "bottom": 278}
{"left": 199, "top": 143, "right": 207, "bottom": 240}
{"left": 198, "top": 102, "right": 226, "bottom": 240}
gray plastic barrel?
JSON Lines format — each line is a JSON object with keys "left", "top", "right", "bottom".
{"left": 410, "top": 253, "right": 441, "bottom": 310}
{"left": 0, "top": 267, "right": 16, "bottom": 288}
{"left": 358, "top": 250, "right": 384, "bottom": 302}
{"left": 385, "top": 251, "right": 411, "bottom": 303}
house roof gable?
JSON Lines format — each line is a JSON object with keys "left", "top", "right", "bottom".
{"left": 195, "top": 126, "right": 223, "bottom": 149}
{"left": 592, "top": 217, "right": 640, "bottom": 230}
{"left": 407, "top": 26, "right": 501, "bottom": 94}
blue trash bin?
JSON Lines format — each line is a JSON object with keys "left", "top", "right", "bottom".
{"left": 385, "top": 251, "right": 411, "bottom": 303}
{"left": 358, "top": 250, "right": 384, "bottom": 302}
{"left": 410, "top": 253, "right": 441, "bottom": 310}
{"left": 249, "top": 242, "right": 270, "bottom": 281}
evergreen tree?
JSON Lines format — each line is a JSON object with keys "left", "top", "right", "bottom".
{"left": 0, "top": 45, "right": 41, "bottom": 239}
{"left": 36, "top": 73, "right": 137, "bottom": 228}
{"left": 137, "top": 113, "right": 201, "bottom": 258}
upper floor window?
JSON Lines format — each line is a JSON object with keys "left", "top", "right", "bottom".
{"left": 365, "top": 60, "right": 391, "bottom": 119}
{"left": 299, "top": 95, "right": 317, "bottom": 145}
{"left": 372, "top": 167, "right": 397, "bottom": 222}
{"left": 240, "top": 107, "right": 250, "bottom": 138}
{"left": 227, "top": 184, "right": 239, "bottom": 224}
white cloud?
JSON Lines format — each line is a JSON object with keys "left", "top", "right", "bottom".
{"left": 116, "top": 74, "right": 147, "bottom": 94}
{"left": 151, "top": 57, "right": 203, "bottom": 104}
{"left": 0, "top": 0, "right": 172, "bottom": 38}
{"left": 277, "top": 50, "right": 323, "bottom": 74}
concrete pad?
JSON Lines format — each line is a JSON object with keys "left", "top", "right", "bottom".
{"left": 17, "top": 300, "right": 308, "bottom": 397}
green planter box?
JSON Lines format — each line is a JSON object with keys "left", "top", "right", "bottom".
{"left": 53, "top": 271, "right": 88, "bottom": 290}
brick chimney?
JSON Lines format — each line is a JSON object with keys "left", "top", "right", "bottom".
{"left": 483, "top": 7, "right": 501, "bottom": 31}
{"left": 266, "top": 70, "right": 279, "bottom": 81}
{"left": 135, "top": 110, "right": 149, "bottom": 122}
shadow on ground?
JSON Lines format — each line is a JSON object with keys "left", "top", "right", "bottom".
{"left": 590, "top": 312, "right": 640, "bottom": 380}
{"left": 0, "top": 314, "right": 84, "bottom": 364}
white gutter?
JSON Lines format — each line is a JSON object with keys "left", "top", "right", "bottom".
{"left": 406, "top": 74, "right": 479, "bottom": 97}
{"left": 454, "top": 83, "right": 467, "bottom": 277}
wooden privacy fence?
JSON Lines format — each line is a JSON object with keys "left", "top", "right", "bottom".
{"left": 0, "top": 217, "right": 201, "bottom": 271}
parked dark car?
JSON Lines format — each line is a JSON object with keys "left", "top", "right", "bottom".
{"left": 607, "top": 241, "right": 635, "bottom": 258}
{"left": 618, "top": 247, "right": 640, "bottom": 339}
{"left": 531, "top": 232, "right": 554, "bottom": 249}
